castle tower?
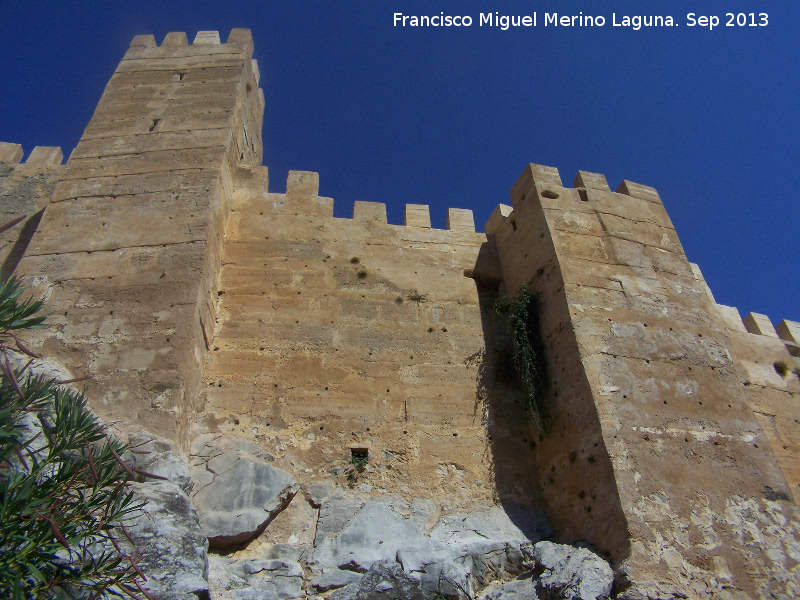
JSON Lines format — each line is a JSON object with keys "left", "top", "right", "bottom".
{"left": 13, "top": 30, "right": 263, "bottom": 445}
{"left": 2, "top": 30, "right": 800, "bottom": 600}
{"left": 489, "top": 164, "right": 800, "bottom": 598}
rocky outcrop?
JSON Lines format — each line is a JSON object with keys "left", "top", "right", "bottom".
{"left": 209, "top": 555, "right": 305, "bottom": 600}
{"left": 531, "top": 542, "right": 614, "bottom": 600}
{"left": 190, "top": 435, "right": 299, "bottom": 549}
{"left": 483, "top": 578, "right": 539, "bottom": 600}
{"left": 115, "top": 433, "right": 617, "bottom": 600}
{"left": 310, "top": 569, "right": 364, "bottom": 592}
{"left": 128, "top": 431, "right": 194, "bottom": 494}
{"left": 329, "top": 561, "right": 427, "bottom": 600}
{"left": 126, "top": 481, "right": 209, "bottom": 600}
{"left": 313, "top": 496, "right": 552, "bottom": 599}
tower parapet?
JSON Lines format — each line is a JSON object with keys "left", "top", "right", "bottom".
{"left": 13, "top": 30, "right": 264, "bottom": 448}
{"left": 491, "top": 162, "right": 800, "bottom": 597}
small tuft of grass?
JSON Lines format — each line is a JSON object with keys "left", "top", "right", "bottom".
{"left": 357, "top": 270, "right": 368, "bottom": 280}
{"left": 407, "top": 289, "right": 428, "bottom": 303}
{"left": 350, "top": 257, "right": 360, "bottom": 264}
{"left": 395, "top": 296, "right": 403, "bottom": 304}
{"left": 428, "top": 327, "right": 434, "bottom": 333}
{"left": 774, "top": 361, "right": 789, "bottom": 378}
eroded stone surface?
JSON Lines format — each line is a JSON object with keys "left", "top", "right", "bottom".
{"left": 329, "top": 561, "right": 426, "bottom": 600}
{"left": 310, "top": 569, "right": 363, "bottom": 592}
{"left": 126, "top": 481, "right": 209, "bottom": 600}
{"left": 314, "top": 501, "right": 441, "bottom": 572}
{"left": 191, "top": 450, "right": 297, "bottom": 548}
{"left": 310, "top": 494, "right": 551, "bottom": 598}
{"left": 532, "top": 541, "right": 613, "bottom": 600}
{"left": 208, "top": 555, "right": 304, "bottom": 600}
{"left": 483, "top": 579, "right": 540, "bottom": 600}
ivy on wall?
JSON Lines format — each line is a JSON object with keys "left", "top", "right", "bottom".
{"left": 494, "top": 285, "right": 548, "bottom": 430}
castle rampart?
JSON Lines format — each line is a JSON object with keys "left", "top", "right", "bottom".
{"left": 2, "top": 29, "right": 799, "bottom": 599}
{"left": 490, "top": 163, "right": 800, "bottom": 597}
{"left": 7, "top": 30, "right": 263, "bottom": 450}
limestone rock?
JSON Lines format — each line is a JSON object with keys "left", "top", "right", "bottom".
{"left": 208, "top": 556, "right": 305, "bottom": 600}
{"left": 484, "top": 578, "right": 540, "bottom": 600}
{"left": 398, "top": 538, "right": 535, "bottom": 599}
{"left": 305, "top": 483, "right": 333, "bottom": 508}
{"left": 329, "top": 560, "right": 426, "bottom": 600}
{"left": 5, "top": 349, "right": 73, "bottom": 383}
{"left": 532, "top": 541, "right": 613, "bottom": 600}
{"left": 314, "top": 501, "right": 441, "bottom": 572}
{"left": 430, "top": 504, "right": 552, "bottom": 546}
{"left": 126, "top": 481, "right": 209, "bottom": 600}
{"left": 191, "top": 452, "right": 298, "bottom": 548}
{"left": 310, "top": 569, "right": 364, "bottom": 592}
{"left": 615, "top": 581, "right": 690, "bottom": 600}
{"left": 208, "top": 555, "right": 248, "bottom": 600}
{"left": 313, "top": 489, "right": 365, "bottom": 546}
{"left": 128, "top": 431, "right": 194, "bottom": 494}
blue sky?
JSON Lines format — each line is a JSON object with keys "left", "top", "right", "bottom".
{"left": 0, "top": 1, "right": 797, "bottom": 326}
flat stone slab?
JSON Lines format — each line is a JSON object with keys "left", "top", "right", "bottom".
{"left": 191, "top": 452, "right": 297, "bottom": 548}
{"left": 314, "top": 501, "right": 442, "bottom": 572}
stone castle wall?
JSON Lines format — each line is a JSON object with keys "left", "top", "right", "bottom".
{"left": 2, "top": 29, "right": 800, "bottom": 599}
{"left": 491, "top": 164, "right": 800, "bottom": 597}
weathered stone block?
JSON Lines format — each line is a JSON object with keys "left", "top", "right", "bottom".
{"left": 404, "top": 203, "right": 431, "bottom": 228}
{"left": 743, "top": 312, "right": 779, "bottom": 337}
{"left": 0, "top": 142, "right": 24, "bottom": 163}
{"left": 574, "top": 170, "right": 611, "bottom": 191}
{"left": 354, "top": 200, "right": 388, "bottom": 223}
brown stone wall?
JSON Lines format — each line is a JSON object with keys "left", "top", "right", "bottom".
{"left": 488, "top": 166, "right": 631, "bottom": 562}
{"left": 4, "top": 29, "right": 800, "bottom": 597}
{"left": 0, "top": 145, "right": 63, "bottom": 280}
{"left": 491, "top": 163, "right": 800, "bottom": 598}
{"left": 195, "top": 167, "right": 545, "bottom": 510}
{"left": 14, "top": 30, "right": 262, "bottom": 448}
{"left": 703, "top": 297, "right": 800, "bottom": 504}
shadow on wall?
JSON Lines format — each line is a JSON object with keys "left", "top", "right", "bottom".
{"left": 470, "top": 239, "right": 630, "bottom": 562}
{"left": 1, "top": 209, "right": 45, "bottom": 282}
{"left": 470, "top": 243, "right": 550, "bottom": 540}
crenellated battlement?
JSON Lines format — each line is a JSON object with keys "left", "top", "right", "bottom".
{"left": 742, "top": 312, "right": 800, "bottom": 355}
{"left": 122, "top": 30, "right": 262, "bottom": 110}
{"left": 486, "top": 164, "right": 665, "bottom": 237}
{"left": 235, "top": 167, "right": 480, "bottom": 233}
{"left": 4, "top": 33, "right": 800, "bottom": 599}
{"left": 127, "top": 28, "right": 252, "bottom": 53}
{"left": 0, "top": 142, "right": 64, "bottom": 165}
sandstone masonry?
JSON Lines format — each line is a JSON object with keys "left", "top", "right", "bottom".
{"left": 2, "top": 29, "right": 800, "bottom": 599}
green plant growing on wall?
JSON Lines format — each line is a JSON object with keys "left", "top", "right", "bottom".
{"left": 407, "top": 290, "right": 427, "bottom": 304}
{"left": 350, "top": 453, "right": 368, "bottom": 470}
{"left": 0, "top": 277, "right": 152, "bottom": 599}
{"left": 345, "top": 449, "right": 368, "bottom": 485}
{"left": 494, "top": 285, "right": 548, "bottom": 430}
{"left": 774, "top": 361, "right": 789, "bottom": 378}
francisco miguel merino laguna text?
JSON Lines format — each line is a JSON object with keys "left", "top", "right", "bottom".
{"left": 394, "top": 12, "right": 688, "bottom": 30}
